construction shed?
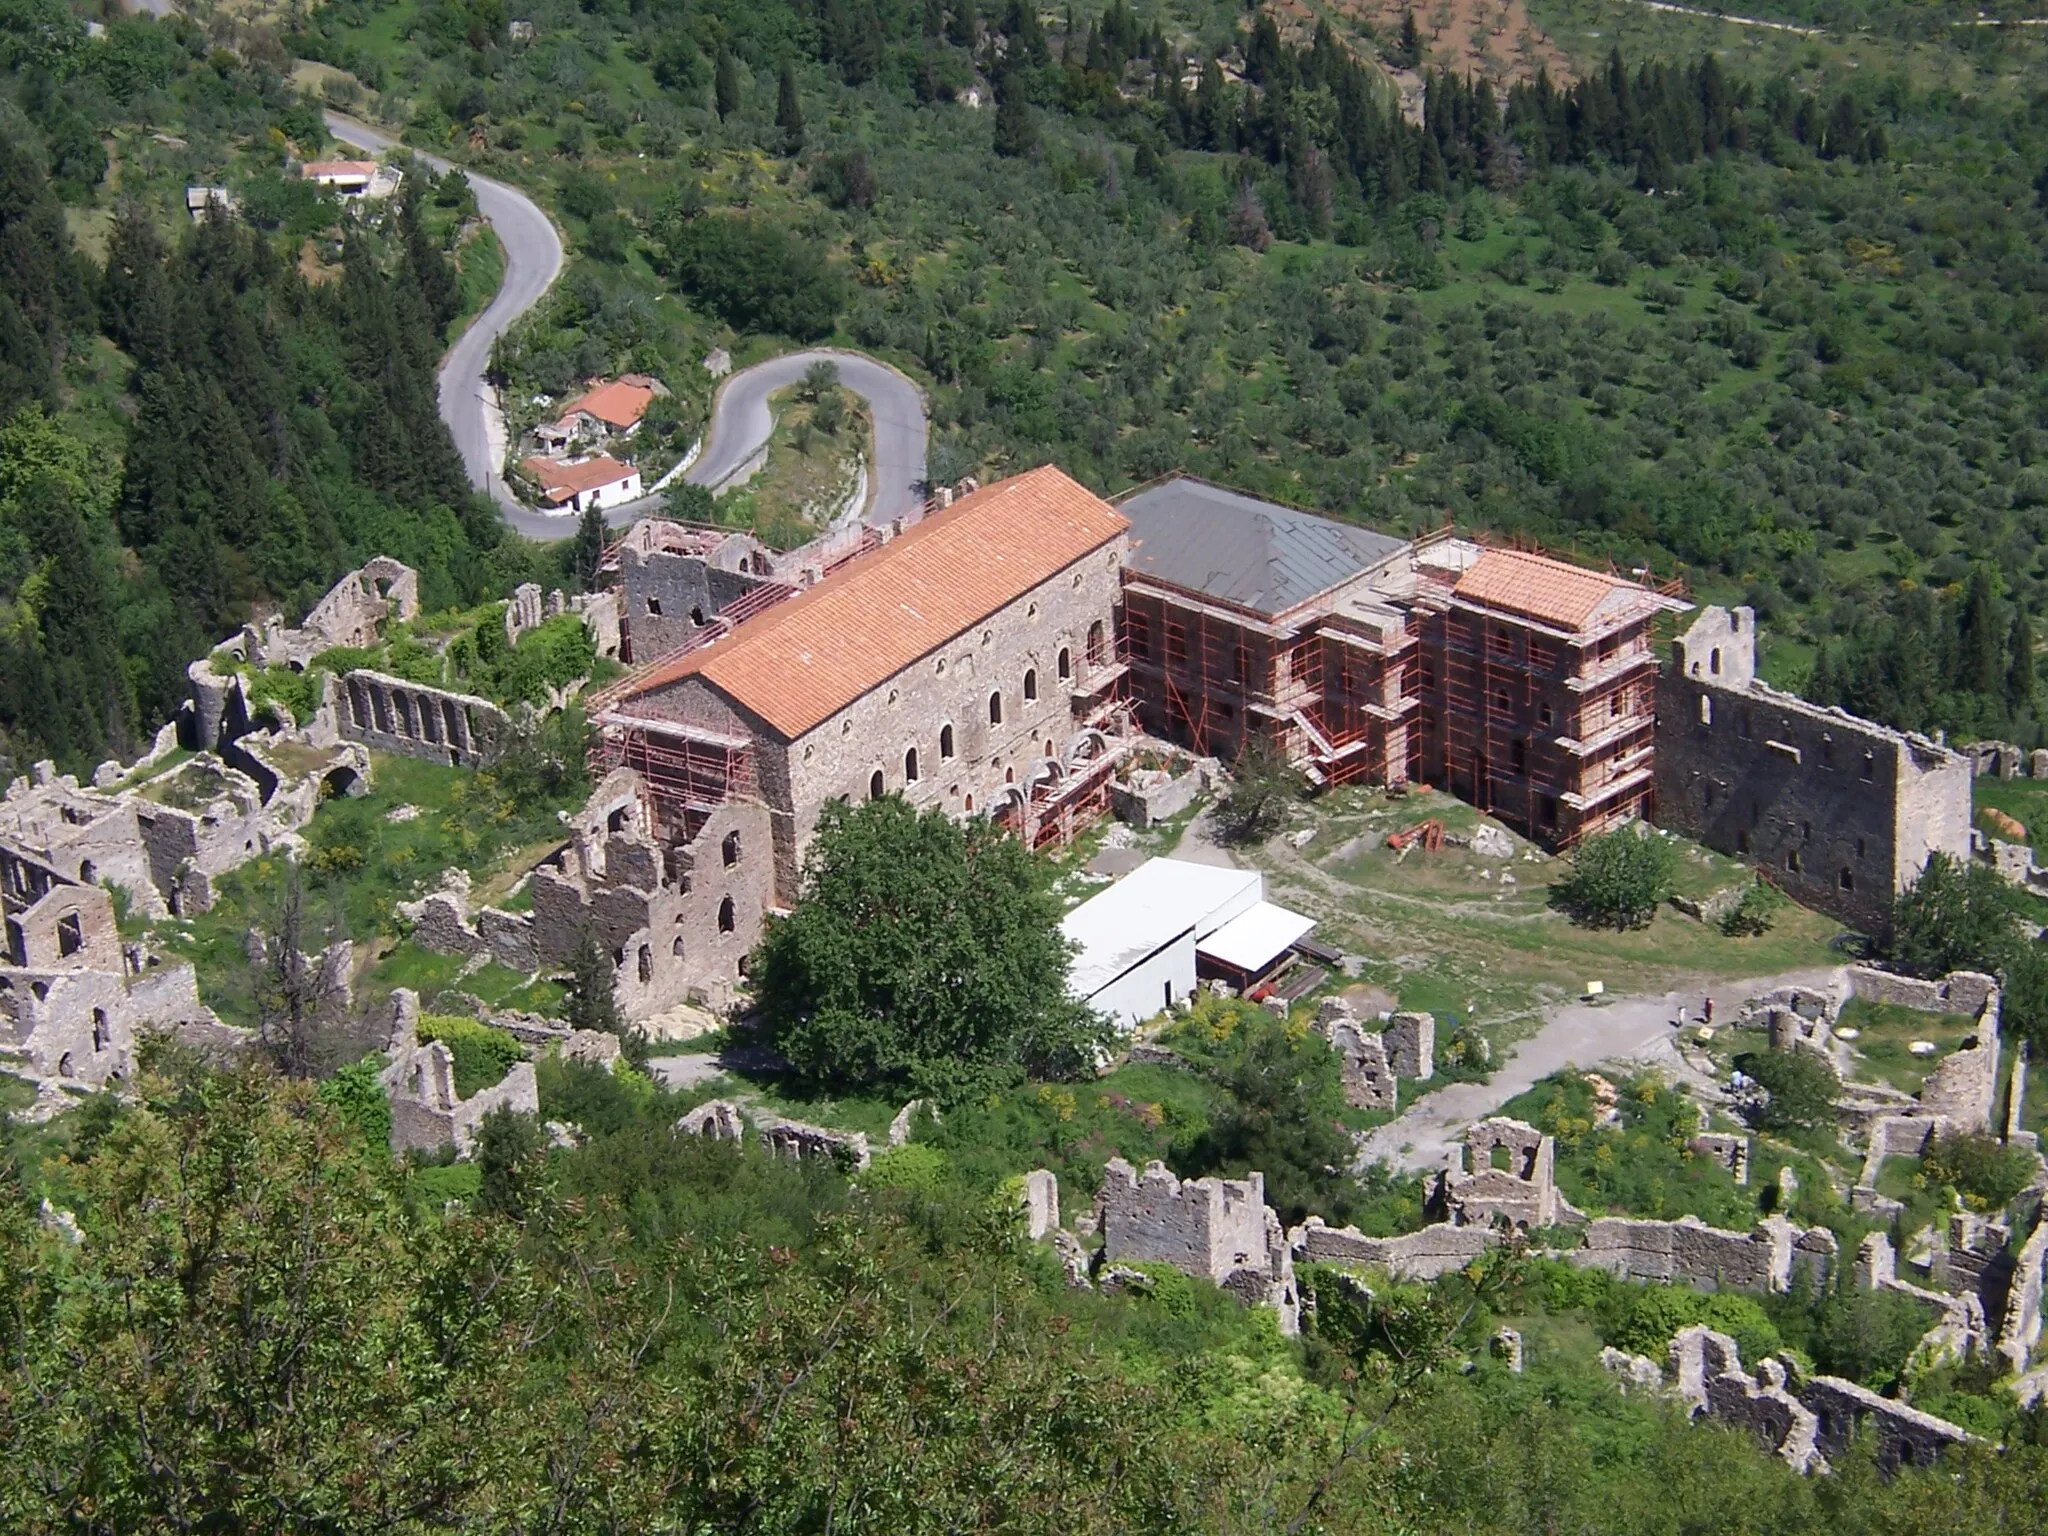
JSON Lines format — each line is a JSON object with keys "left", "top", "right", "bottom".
{"left": 1062, "top": 857, "right": 1313, "bottom": 1029}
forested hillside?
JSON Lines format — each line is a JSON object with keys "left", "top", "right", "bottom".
{"left": 0, "top": 4, "right": 536, "bottom": 777}
{"left": 287, "top": 0, "right": 2048, "bottom": 746}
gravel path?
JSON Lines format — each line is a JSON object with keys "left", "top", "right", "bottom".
{"left": 1355, "top": 964, "right": 1846, "bottom": 1172}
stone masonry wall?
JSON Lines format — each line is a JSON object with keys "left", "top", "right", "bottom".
{"left": 620, "top": 542, "right": 775, "bottom": 662}
{"left": 1568, "top": 1214, "right": 1835, "bottom": 1293}
{"left": 1290, "top": 1218, "right": 1494, "bottom": 1279}
{"left": 339, "top": 670, "right": 512, "bottom": 769}
{"left": 1655, "top": 607, "right": 1971, "bottom": 934}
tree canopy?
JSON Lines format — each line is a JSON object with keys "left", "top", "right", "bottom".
{"left": 751, "top": 796, "right": 1108, "bottom": 1101}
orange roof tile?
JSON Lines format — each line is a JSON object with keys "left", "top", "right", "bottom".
{"left": 301, "top": 160, "right": 378, "bottom": 180}
{"left": 1452, "top": 548, "right": 1644, "bottom": 632}
{"left": 615, "top": 466, "right": 1128, "bottom": 739}
{"left": 522, "top": 455, "right": 638, "bottom": 503}
{"left": 560, "top": 378, "right": 657, "bottom": 430}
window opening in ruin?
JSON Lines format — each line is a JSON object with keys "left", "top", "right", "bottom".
{"left": 1024, "top": 668, "right": 1038, "bottom": 702}
{"left": 1787, "top": 850, "right": 1802, "bottom": 874}
{"left": 940, "top": 724, "right": 955, "bottom": 759}
{"left": 870, "top": 770, "right": 885, "bottom": 801}
{"left": 1005, "top": 767, "right": 1015, "bottom": 783}
{"left": 1840, "top": 869, "right": 1854, "bottom": 892}
{"left": 1489, "top": 1144, "right": 1513, "bottom": 1171}
{"left": 78, "top": 860, "right": 95, "bottom": 885}
{"left": 1163, "top": 979, "right": 1174, "bottom": 1009}
{"left": 638, "top": 946, "right": 652, "bottom": 984}
{"left": 672, "top": 936, "right": 685, "bottom": 958}
{"left": 56, "top": 912, "right": 82, "bottom": 959}
{"left": 690, "top": 606, "right": 706, "bottom": 625}
{"left": 608, "top": 807, "right": 629, "bottom": 835}
{"left": 982, "top": 630, "right": 993, "bottom": 646}
{"left": 1856, "top": 836, "right": 1867, "bottom": 858}
{"left": 1494, "top": 690, "right": 1510, "bottom": 712}
{"left": 1490, "top": 627, "right": 1511, "bottom": 656}
{"left": 1704, "top": 782, "right": 1716, "bottom": 808}
{"left": 646, "top": 597, "right": 662, "bottom": 616}
{"left": 988, "top": 691, "right": 1003, "bottom": 725}
{"left": 1710, "top": 648, "right": 1721, "bottom": 675}
{"left": 92, "top": 1009, "right": 109, "bottom": 1051}
{"left": 718, "top": 897, "right": 735, "bottom": 933}
{"left": 1510, "top": 737, "right": 1526, "bottom": 774}
{"left": 889, "top": 688, "right": 899, "bottom": 705}
{"left": 1861, "top": 755, "right": 1874, "bottom": 781}
{"left": 1801, "top": 821, "right": 1811, "bottom": 841}
{"left": 722, "top": 830, "right": 741, "bottom": 866}
{"left": 1737, "top": 830, "right": 1752, "bottom": 853}
{"left": 1540, "top": 795, "right": 1558, "bottom": 828}
{"left": 1699, "top": 696, "right": 1712, "bottom": 725}
{"left": 1539, "top": 702, "right": 1553, "bottom": 726}
{"left": 1057, "top": 647, "right": 1071, "bottom": 681}
{"left": 965, "top": 794, "right": 974, "bottom": 812}
{"left": 57, "top": 1053, "right": 73, "bottom": 1078}
{"left": 905, "top": 747, "right": 920, "bottom": 783}
{"left": 738, "top": 954, "right": 751, "bottom": 978}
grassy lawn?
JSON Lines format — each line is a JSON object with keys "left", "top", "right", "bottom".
{"left": 1241, "top": 785, "right": 1846, "bottom": 1054}
{"left": 1835, "top": 997, "right": 1976, "bottom": 1096}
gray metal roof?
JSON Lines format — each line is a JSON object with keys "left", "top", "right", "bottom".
{"left": 1116, "top": 478, "right": 1409, "bottom": 618}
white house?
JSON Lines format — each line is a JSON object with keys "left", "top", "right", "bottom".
{"left": 1061, "top": 857, "right": 1313, "bottom": 1030}
{"left": 521, "top": 455, "right": 644, "bottom": 515}
{"left": 300, "top": 160, "right": 404, "bottom": 200}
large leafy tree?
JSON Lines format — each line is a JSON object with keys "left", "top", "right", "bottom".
{"left": 752, "top": 797, "right": 1107, "bottom": 1100}
{"left": 1191, "top": 1012, "right": 1358, "bottom": 1227}
{"left": 1887, "top": 851, "right": 2019, "bottom": 979}
{"left": 1548, "top": 825, "right": 1676, "bottom": 930}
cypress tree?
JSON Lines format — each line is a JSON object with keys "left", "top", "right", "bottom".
{"left": 1960, "top": 566, "right": 2002, "bottom": 699}
{"left": 2008, "top": 610, "right": 2037, "bottom": 718}
{"left": 571, "top": 500, "right": 606, "bottom": 594}
{"left": 714, "top": 50, "right": 743, "bottom": 120}
{"left": 777, "top": 59, "right": 805, "bottom": 152}
{"left": 993, "top": 68, "right": 1039, "bottom": 159}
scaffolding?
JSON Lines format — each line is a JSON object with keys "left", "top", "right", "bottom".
{"left": 588, "top": 704, "right": 758, "bottom": 845}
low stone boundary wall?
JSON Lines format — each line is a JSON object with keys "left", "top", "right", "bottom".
{"left": 1568, "top": 1215, "right": 1834, "bottom": 1293}
{"left": 1291, "top": 1218, "right": 1493, "bottom": 1280}
{"left": 1845, "top": 966, "right": 1997, "bottom": 1016}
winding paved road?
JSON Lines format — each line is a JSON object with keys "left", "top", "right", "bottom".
{"left": 328, "top": 114, "right": 928, "bottom": 541}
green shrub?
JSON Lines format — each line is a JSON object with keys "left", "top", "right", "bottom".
{"left": 869, "top": 1143, "right": 951, "bottom": 1196}
{"left": 1603, "top": 1283, "right": 1780, "bottom": 1367}
{"left": 417, "top": 1015, "right": 525, "bottom": 1099}
{"left": 1922, "top": 1130, "right": 2035, "bottom": 1211}
{"left": 1549, "top": 827, "right": 1676, "bottom": 930}
{"left": 1739, "top": 1050, "right": 1840, "bottom": 1133}
{"left": 316, "top": 1053, "right": 391, "bottom": 1149}
{"left": 1720, "top": 879, "right": 1787, "bottom": 937}
{"left": 1109, "top": 1261, "right": 1197, "bottom": 1320}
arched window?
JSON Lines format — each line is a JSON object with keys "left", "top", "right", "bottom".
{"left": 1710, "top": 647, "right": 1722, "bottom": 675}
{"left": 964, "top": 794, "right": 975, "bottom": 812}
{"left": 718, "top": 897, "right": 736, "bottom": 933}
{"left": 1057, "top": 647, "right": 1071, "bottom": 682}
{"left": 870, "top": 769, "right": 886, "bottom": 801}
{"left": 988, "top": 690, "right": 1003, "bottom": 725}
{"left": 722, "top": 830, "right": 741, "bottom": 866}
{"left": 78, "top": 859, "right": 96, "bottom": 885}
{"left": 940, "top": 724, "right": 955, "bottom": 759}
{"left": 91, "top": 1009, "right": 109, "bottom": 1051}
{"left": 672, "top": 935, "right": 686, "bottom": 958}
{"left": 638, "top": 945, "right": 652, "bottom": 984}
{"left": 905, "top": 746, "right": 920, "bottom": 782}
{"left": 691, "top": 606, "right": 706, "bottom": 625}
{"left": 1086, "top": 620, "right": 1106, "bottom": 665}
{"left": 1699, "top": 696, "right": 1712, "bottom": 725}
{"left": 1023, "top": 668, "right": 1038, "bottom": 702}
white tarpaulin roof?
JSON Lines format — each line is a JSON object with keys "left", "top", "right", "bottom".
{"left": 1196, "top": 901, "right": 1316, "bottom": 974}
{"left": 1062, "top": 858, "right": 1262, "bottom": 998}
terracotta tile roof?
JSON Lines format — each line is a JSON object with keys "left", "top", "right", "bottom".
{"left": 1452, "top": 548, "right": 1646, "bottom": 632}
{"left": 301, "top": 160, "right": 378, "bottom": 180}
{"left": 560, "top": 378, "right": 657, "bottom": 430}
{"left": 615, "top": 466, "right": 1128, "bottom": 739}
{"left": 522, "top": 455, "right": 638, "bottom": 503}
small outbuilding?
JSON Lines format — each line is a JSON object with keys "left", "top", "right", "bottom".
{"left": 1062, "top": 857, "right": 1313, "bottom": 1029}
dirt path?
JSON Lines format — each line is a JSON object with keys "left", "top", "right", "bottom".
{"left": 1355, "top": 963, "right": 1845, "bottom": 1172}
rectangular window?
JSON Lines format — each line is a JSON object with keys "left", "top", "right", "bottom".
{"left": 1128, "top": 613, "right": 1152, "bottom": 659}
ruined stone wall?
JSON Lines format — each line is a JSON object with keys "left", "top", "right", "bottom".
{"left": 1655, "top": 607, "right": 1970, "bottom": 933}
{"left": 619, "top": 543, "right": 773, "bottom": 662}
{"left": 0, "top": 955, "right": 212, "bottom": 1089}
{"left": 0, "top": 783, "right": 164, "bottom": 919}
{"left": 339, "top": 670, "right": 512, "bottom": 768}
{"left": 1799, "top": 1375, "right": 1973, "bottom": 1471}
{"left": 1291, "top": 1218, "right": 1494, "bottom": 1280}
{"left": 300, "top": 557, "right": 419, "bottom": 653}
{"left": 3, "top": 878, "right": 120, "bottom": 973}
{"left": 1100, "top": 1156, "right": 1272, "bottom": 1284}
{"left": 1442, "top": 1117, "right": 1565, "bottom": 1228}
{"left": 1997, "top": 1218, "right": 2048, "bottom": 1374}
{"left": 1845, "top": 965, "right": 1997, "bottom": 1016}
{"left": 1568, "top": 1215, "right": 1834, "bottom": 1293}
{"left": 379, "top": 991, "right": 539, "bottom": 1156}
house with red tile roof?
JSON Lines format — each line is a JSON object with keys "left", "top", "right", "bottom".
{"left": 534, "top": 375, "right": 663, "bottom": 452}
{"left": 521, "top": 454, "right": 644, "bottom": 514}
